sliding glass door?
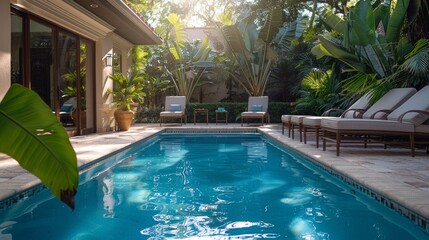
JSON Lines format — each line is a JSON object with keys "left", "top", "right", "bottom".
{"left": 10, "top": 9, "right": 95, "bottom": 135}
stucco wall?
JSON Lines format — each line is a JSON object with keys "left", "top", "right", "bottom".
{"left": 0, "top": 1, "right": 11, "bottom": 101}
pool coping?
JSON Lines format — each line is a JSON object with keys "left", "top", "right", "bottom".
{"left": 1, "top": 124, "right": 429, "bottom": 235}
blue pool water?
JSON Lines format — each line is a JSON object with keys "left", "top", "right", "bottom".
{"left": 1, "top": 133, "right": 428, "bottom": 239}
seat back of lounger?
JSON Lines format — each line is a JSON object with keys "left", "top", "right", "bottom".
{"left": 247, "top": 96, "right": 268, "bottom": 112}
{"left": 165, "top": 96, "right": 186, "bottom": 112}
{"left": 362, "top": 88, "right": 417, "bottom": 119}
{"left": 342, "top": 93, "right": 372, "bottom": 118}
{"left": 387, "top": 85, "right": 429, "bottom": 125}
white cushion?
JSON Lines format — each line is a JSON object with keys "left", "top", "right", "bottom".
{"left": 362, "top": 88, "right": 416, "bottom": 119}
{"left": 281, "top": 115, "right": 292, "bottom": 122}
{"left": 388, "top": 85, "right": 429, "bottom": 125}
{"left": 160, "top": 111, "right": 183, "bottom": 117}
{"left": 342, "top": 93, "right": 372, "bottom": 118}
{"left": 321, "top": 118, "right": 415, "bottom": 132}
{"left": 241, "top": 112, "right": 265, "bottom": 117}
{"left": 291, "top": 115, "right": 307, "bottom": 124}
{"left": 303, "top": 116, "right": 337, "bottom": 126}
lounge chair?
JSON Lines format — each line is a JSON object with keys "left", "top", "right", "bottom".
{"left": 321, "top": 86, "right": 429, "bottom": 156}
{"left": 283, "top": 92, "right": 372, "bottom": 139}
{"left": 60, "top": 97, "right": 77, "bottom": 126}
{"left": 159, "top": 96, "right": 186, "bottom": 126}
{"left": 301, "top": 88, "right": 417, "bottom": 147}
{"left": 241, "top": 96, "right": 269, "bottom": 126}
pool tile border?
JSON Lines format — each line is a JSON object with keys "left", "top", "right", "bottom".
{"left": 1, "top": 127, "right": 428, "bottom": 236}
{"left": 260, "top": 130, "right": 429, "bottom": 235}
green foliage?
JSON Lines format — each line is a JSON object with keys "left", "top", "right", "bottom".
{"left": 312, "top": 0, "right": 429, "bottom": 97}
{"left": 218, "top": 7, "right": 285, "bottom": 96}
{"left": 135, "top": 106, "right": 163, "bottom": 123}
{"left": 107, "top": 73, "right": 146, "bottom": 111}
{"left": 0, "top": 84, "right": 78, "bottom": 209}
{"left": 164, "top": 14, "right": 216, "bottom": 101}
{"left": 135, "top": 102, "right": 292, "bottom": 123}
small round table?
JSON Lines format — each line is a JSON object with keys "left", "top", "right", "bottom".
{"left": 215, "top": 110, "right": 228, "bottom": 125}
{"left": 194, "top": 108, "right": 208, "bottom": 125}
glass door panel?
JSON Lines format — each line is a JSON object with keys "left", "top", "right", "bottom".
{"left": 80, "top": 40, "right": 94, "bottom": 133}
{"left": 58, "top": 32, "right": 77, "bottom": 128}
{"left": 29, "top": 20, "right": 53, "bottom": 107}
{"left": 11, "top": 14, "right": 23, "bottom": 84}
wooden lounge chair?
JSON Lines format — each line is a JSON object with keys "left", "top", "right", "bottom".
{"left": 282, "top": 92, "right": 372, "bottom": 139}
{"left": 301, "top": 88, "right": 416, "bottom": 147}
{"left": 241, "top": 96, "right": 269, "bottom": 126}
{"left": 159, "top": 96, "right": 186, "bottom": 126}
{"left": 321, "top": 86, "right": 429, "bottom": 156}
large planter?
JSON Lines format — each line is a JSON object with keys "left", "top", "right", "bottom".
{"left": 114, "top": 109, "right": 134, "bottom": 131}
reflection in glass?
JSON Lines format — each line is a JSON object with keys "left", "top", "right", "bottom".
{"left": 58, "top": 32, "right": 77, "bottom": 127}
{"left": 29, "top": 20, "right": 53, "bottom": 106}
{"left": 11, "top": 14, "right": 23, "bottom": 84}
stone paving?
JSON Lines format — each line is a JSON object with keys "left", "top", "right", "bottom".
{"left": 1, "top": 123, "right": 429, "bottom": 228}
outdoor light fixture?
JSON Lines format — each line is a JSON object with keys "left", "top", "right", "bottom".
{"left": 105, "top": 54, "right": 113, "bottom": 67}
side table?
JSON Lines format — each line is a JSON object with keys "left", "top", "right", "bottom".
{"left": 194, "top": 108, "right": 208, "bottom": 125}
{"left": 215, "top": 110, "right": 228, "bottom": 124}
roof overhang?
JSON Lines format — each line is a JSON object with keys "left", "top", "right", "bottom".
{"left": 71, "top": 0, "right": 162, "bottom": 45}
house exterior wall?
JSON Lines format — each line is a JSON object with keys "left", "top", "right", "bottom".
{"left": 5, "top": 0, "right": 140, "bottom": 133}
{"left": 0, "top": 1, "right": 11, "bottom": 101}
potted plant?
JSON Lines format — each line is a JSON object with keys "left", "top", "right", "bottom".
{"left": 108, "top": 72, "right": 145, "bottom": 131}
{"left": 62, "top": 69, "right": 86, "bottom": 128}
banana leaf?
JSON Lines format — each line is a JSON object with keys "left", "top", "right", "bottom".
{"left": 386, "top": 0, "right": 410, "bottom": 43}
{"left": 321, "top": 10, "right": 346, "bottom": 32}
{"left": 349, "top": 0, "right": 376, "bottom": 45}
{"left": 317, "top": 35, "right": 367, "bottom": 72}
{"left": 259, "top": 7, "right": 283, "bottom": 44}
{"left": 0, "top": 84, "right": 78, "bottom": 209}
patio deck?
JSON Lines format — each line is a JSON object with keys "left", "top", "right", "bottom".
{"left": 1, "top": 123, "right": 429, "bottom": 232}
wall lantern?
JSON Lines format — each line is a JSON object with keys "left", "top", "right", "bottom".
{"left": 105, "top": 54, "right": 113, "bottom": 67}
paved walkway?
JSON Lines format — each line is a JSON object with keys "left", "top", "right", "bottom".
{"left": 1, "top": 123, "right": 429, "bottom": 229}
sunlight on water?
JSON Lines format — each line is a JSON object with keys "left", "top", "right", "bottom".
{"left": 218, "top": 143, "right": 244, "bottom": 153}
{"left": 1, "top": 134, "right": 428, "bottom": 240}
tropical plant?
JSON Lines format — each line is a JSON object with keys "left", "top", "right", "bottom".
{"left": 107, "top": 72, "right": 145, "bottom": 111}
{"left": 163, "top": 13, "right": 216, "bottom": 102}
{"left": 294, "top": 66, "right": 343, "bottom": 115}
{"left": 217, "top": 6, "right": 285, "bottom": 96}
{"left": 311, "top": 0, "right": 429, "bottom": 98}
{"left": 0, "top": 84, "right": 78, "bottom": 209}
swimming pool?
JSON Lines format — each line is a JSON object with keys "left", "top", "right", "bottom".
{"left": 1, "top": 133, "right": 428, "bottom": 239}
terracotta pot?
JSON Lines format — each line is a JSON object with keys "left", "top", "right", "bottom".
{"left": 114, "top": 109, "right": 134, "bottom": 131}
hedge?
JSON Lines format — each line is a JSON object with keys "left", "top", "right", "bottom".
{"left": 135, "top": 102, "right": 293, "bottom": 124}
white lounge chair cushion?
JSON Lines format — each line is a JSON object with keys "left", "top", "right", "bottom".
{"left": 281, "top": 115, "right": 292, "bottom": 122}
{"left": 321, "top": 118, "right": 415, "bottom": 132}
{"left": 362, "top": 88, "right": 416, "bottom": 119}
{"left": 247, "top": 96, "right": 268, "bottom": 112}
{"left": 160, "top": 96, "right": 186, "bottom": 118}
{"left": 342, "top": 93, "right": 372, "bottom": 118}
{"left": 241, "top": 112, "right": 265, "bottom": 117}
{"left": 242, "top": 96, "right": 268, "bottom": 118}
{"left": 291, "top": 115, "right": 307, "bottom": 124}
{"left": 160, "top": 111, "right": 183, "bottom": 117}
{"left": 302, "top": 116, "right": 337, "bottom": 126}
{"left": 416, "top": 124, "right": 429, "bottom": 134}
{"left": 388, "top": 85, "right": 429, "bottom": 125}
